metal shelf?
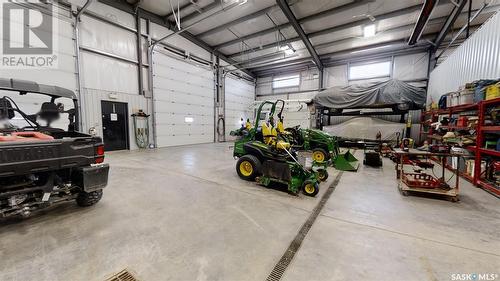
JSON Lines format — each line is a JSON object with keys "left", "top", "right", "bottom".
{"left": 420, "top": 97, "right": 500, "bottom": 197}
{"left": 478, "top": 148, "right": 500, "bottom": 157}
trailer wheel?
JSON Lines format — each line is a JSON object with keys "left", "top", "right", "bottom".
{"left": 303, "top": 181, "right": 319, "bottom": 197}
{"left": 236, "top": 155, "right": 261, "bottom": 181}
{"left": 76, "top": 190, "right": 103, "bottom": 207}
{"left": 312, "top": 148, "right": 329, "bottom": 163}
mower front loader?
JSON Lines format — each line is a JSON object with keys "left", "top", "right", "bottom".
{"left": 333, "top": 148, "right": 360, "bottom": 171}
{"left": 300, "top": 129, "right": 360, "bottom": 172}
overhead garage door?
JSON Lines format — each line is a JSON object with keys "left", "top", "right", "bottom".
{"left": 153, "top": 51, "right": 215, "bottom": 147}
{"left": 225, "top": 76, "right": 255, "bottom": 138}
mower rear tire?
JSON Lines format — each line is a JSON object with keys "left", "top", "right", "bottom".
{"left": 312, "top": 148, "right": 329, "bottom": 163}
{"left": 302, "top": 180, "right": 319, "bottom": 197}
{"left": 236, "top": 155, "right": 262, "bottom": 181}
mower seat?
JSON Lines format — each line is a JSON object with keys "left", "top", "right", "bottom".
{"left": 262, "top": 122, "right": 291, "bottom": 150}
{"left": 277, "top": 120, "right": 285, "bottom": 133}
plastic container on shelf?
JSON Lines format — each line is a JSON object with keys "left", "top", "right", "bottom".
{"left": 459, "top": 89, "right": 474, "bottom": 105}
{"left": 486, "top": 83, "right": 500, "bottom": 100}
{"left": 447, "top": 92, "right": 459, "bottom": 107}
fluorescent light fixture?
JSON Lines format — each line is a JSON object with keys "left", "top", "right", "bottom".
{"left": 284, "top": 48, "right": 295, "bottom": 55}
{"left": 363, "top": 24, "right": 376, "bottom": 37}
{"left": 279, "top": 45, "right": 290, "bottom": 51}
{"left": 184, "top": 117, "right": 194, "bottom": 123}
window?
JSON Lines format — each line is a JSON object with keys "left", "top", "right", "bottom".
{"left": 272, "top": 75, "right": 300, "bottom": 89}
{"left": 349, "top": 61, "right": 391, "bottom": 80}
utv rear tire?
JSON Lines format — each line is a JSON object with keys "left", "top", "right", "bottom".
{"left": 312, "top": 148, "right": 329, "bottom": 163}
{"left": 76, "top": 190, "right": 103, "bottom": 207}
{"left": 236, "top": 155, "right": 262, "bottom": 181}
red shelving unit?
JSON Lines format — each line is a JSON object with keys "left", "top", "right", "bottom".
{"left": 420, "top": 98, "right": 500, "bottom": 197}
{"left": 474, "top": 98, "right": 500, "bottom": 196}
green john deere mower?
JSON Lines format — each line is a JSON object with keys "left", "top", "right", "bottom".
{"left": 273, "top": 100, "right": 359, "bottom": 172}
{"left": 233, "top": 101, "right": 327, "bottom": 197}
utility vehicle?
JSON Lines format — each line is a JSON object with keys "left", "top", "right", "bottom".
{"left": 0, "top": 78, "right": 109, "bottom": 218}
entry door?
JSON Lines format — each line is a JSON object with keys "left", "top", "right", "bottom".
{"left": 101, "top": 101, "right": 129, "bottom": 151}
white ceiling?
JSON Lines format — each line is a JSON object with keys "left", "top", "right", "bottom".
{"left": 132, "top": 0, "right": 500, "bottom": 74}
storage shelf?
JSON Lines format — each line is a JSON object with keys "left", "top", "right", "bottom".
{"left": 477, "top": 180, "right": 500, "bottom": 197}
{"left": 442, "top": 125, "right": 474, "bottom": 130}
{"left": 465, "top": 146, "right": 477, "bottom": 152}
{"left": 478, "top": 148, "right": 500, "bottom": 157}
{"left": 420, "top": 97, "right": 500, "bottom": 197}
{"left": 480, "top": 126, "right": 500, "bottom": 131}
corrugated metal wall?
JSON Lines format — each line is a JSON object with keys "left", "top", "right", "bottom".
{"left": 428, "top": 11, "right": 500, "bottom": 104}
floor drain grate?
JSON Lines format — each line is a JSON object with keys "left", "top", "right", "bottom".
{"left": 104, "top": 269, "right": 140, "bottom": 281}
{"left": 266, "top": 172, "right": 343, "bottom": 281}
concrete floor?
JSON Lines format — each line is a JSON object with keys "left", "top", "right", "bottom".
{"left": 0, "top": 143, "right": 499, "bottom": 281}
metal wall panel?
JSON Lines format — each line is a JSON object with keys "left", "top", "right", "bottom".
{"left": 153, "top": 51, "right": 215, "bottom": 147}
{"left": 80, "top": 51, "right": 139, "bottom": 95}
{"left": 224, "top": 76, "right": 255, "bottom": 138}
{"left": 0, "top": 3, "right": 76, "bottom": 90}
{"left": 255, "top": 93, "right": 313, "bottom": 129}
{"left": 80, "top": 15, "right": 137, "bottom": 61}
{"left": 428, "top": 11, "right": 500, "bottom": 104}
{"left": 82, "top": 88, "right": 149, "bottom": 150}
{"left": 0, "top": 2, "right": 77, "bottom": 131}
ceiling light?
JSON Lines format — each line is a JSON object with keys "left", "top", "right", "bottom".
{"left": 363, "top": 24, "right": 376, "bottom": 37}
{"left": 285, "top": 48, "right": 295, "bottom": 55}
{"left": 279, "top": 45, "right": 290, "bottom": 51}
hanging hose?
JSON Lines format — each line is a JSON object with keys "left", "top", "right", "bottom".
{"left": 217, "top": 117, "right": 225, "bottom": 142}
{"left": 132, "top": 110, "right": 150, "bottom": 149}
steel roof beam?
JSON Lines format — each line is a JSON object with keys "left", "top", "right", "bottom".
{"left": 250, "top": 23, "right": 478, "bottom": 76}
{"left": 197, "top": 5, "right": 278, "bottom": 38}
{"left": 164, "top": 1, "right": 193, "bottom": 19}
{"left": 214, "top": 0, "right": 373, "bottom": 50}
{"left": 433, "top": 0, "right": 467, "bottom": 50}
{"left": 276, "top": 0, "right": 323, "bottom": 70}
{"left": 181, "top": 1, "right": 221, "bottom": 23}
{"left": 226, "top": 2, "right": 447, "bottom": 58}
{"left": 408, "top": 0, "right": 439, "bottom": 45}
{"left": 98, "top": 0, "right": 255, "bottom": 78}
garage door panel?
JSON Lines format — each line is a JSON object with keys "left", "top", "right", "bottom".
{"left": 153, "top": 52, "right": 214, "bottom": 147}
{"left": 155, "top": 65, "right": 213, "bottom": 84}
{"left": 156, "top": 124, "right": 213, "bottom": 135}
{"left": 225, "top": 76, "right": 255, "bottom": 138}
{"left": 156, "top": 104, "right": 213, "bottom": 116}
{"left": 154, "top": 93, "right": 213, "bottom": 106}
{"left": 157, "top": 135, "right": 212, "bottom": 147}
{"left": 154, "top": 76, "right": 211, "bottom": 95}
{"left": 156, "top": 112, "right": 214, "bottom": 124}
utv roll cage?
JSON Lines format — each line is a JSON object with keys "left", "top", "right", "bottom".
{"left": 0, "top": 78, "right": 80, "bottom": 131}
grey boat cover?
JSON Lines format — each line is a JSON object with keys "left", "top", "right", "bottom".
{"left": 314, "top": 79, "right": 426, "bottom": 109}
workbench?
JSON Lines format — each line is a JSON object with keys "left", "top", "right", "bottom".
{"left": 394, "top": 148, "right": 464, "bottom": 202}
